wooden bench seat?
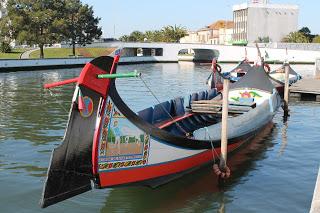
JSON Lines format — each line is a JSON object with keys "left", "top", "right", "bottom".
{"left": 190, "top": 99, "right": 256, "bottom": 115}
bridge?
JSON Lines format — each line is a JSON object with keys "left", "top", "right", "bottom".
{"left": 85, "top": 42, "right": 320, "bottom": 64}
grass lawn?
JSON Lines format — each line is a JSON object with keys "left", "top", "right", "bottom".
{"left": 29, "top": 47, "right": 116, "bottom": 59}
{"left": 0, "top": 48, "right": 26, "bottom": 59}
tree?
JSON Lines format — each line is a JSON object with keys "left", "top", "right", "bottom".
{"left": 143, "top": 30, "right": 165, "bottom": 42}
{"left": 299, "top": 27, "right": 311, "bottom": 36}
{"left": 299, "top": 27, "right": 315, "bottom": 42}
{"left": 282, "top": 32, "right": 309, "bottom": 43}
{"left": 0, "top": 0, "right": 6, "bottom": 13}
{"left": 0, "top": 16, "right": 11, "bottom": 39}
{"left": 128, "top": 31, "right": 145, "bottom": 42}
{"left": 313, "top": 35, "right": 320, "bottom": 43}
{"left": 4, "top": 0, "right": 68, "bottom": 58}
{"left": 144, "top": 31, "right": 154, "bottom": 42}
{"left": 119, "top": 35, "right": 130, "bottom": 42}
{"left": 0, "top": 41, "right": 11, "bottom": 53}
{"left": 161, "top": 25, "right": 187, "bottom": 42}
{"left": 62, "top": 0, "right": 102, "bottom": 56}
{"left": 2, "top": 0, "right": 66, "bottom": 58}
{"left": 0, "top": 1, "right": 13, "bottom": 52}
{"left": 119, "top": 25, "right": 187, "bottom": 43}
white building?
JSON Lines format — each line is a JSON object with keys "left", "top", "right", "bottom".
{"left": 233, "top": 0, "right": 299, "bottom": 43}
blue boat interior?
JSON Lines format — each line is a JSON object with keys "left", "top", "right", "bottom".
{"left": 137, "top": 88, "right": 220, "bottom": 136}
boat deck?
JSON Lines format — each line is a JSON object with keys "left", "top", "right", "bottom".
{"left": 289, "top": 78, "right": 320, "bottom": 102}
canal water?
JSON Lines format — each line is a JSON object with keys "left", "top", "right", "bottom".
{"left": 0, "top": 62, "right": 319, "bottom": 213}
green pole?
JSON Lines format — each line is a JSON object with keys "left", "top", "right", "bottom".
{"left": 97, "top": 70, "right": 141, "bottom": 79}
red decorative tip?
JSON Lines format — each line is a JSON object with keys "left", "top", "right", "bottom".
{"left": 114, "top": 55, "right": 120, "bottom": 63}
{"left": 78, "top": 90, "right": 85, "bottom": 110}
{"left": 211, "top": 58, "right": 218, "bottom": 72}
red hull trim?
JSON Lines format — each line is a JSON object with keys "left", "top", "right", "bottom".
{"left": 98, "top": 141, "right": 241, "bottom": 187}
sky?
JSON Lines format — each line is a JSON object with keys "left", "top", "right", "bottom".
{"left": 81, "top": 0, "right": 320, "bottom": 38}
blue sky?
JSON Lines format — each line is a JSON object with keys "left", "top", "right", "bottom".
{"left": 82, "top": 0, "right": 319, "bottom": 38}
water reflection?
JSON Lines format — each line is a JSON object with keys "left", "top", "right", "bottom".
{"left": 278, "top": 120, "right": 288, "bottom": 156}
{"left": 0, "top": 63, "right": 318, "bottom": 212}
{"left": 6, "top": 165, "right": 47, "bottom": 177}
{"left": 100, "top": 123, "right": 275, "bottom": 213}
{"left": 0, "top": 69, "right": 80, "bottom": 144}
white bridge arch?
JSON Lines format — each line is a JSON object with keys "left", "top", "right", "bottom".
{"left": 89, "top": 42, "right": 320, "bottom": 64}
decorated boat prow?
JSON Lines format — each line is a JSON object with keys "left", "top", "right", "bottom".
{"left": 40, "top": 56, "right": 121, "bottom": 208}
{"left": 228, "top": 59, "right": 252, "bottom": 82}
{"left": 207, "top": 59, "right": 252, "bottom": 91}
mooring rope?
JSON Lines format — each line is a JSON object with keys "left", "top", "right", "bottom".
{"left": 47, "top": 88, "right": 69, "bottom": 113}
{"left": 204, "top": 127, "right": 221, "bottom": 165}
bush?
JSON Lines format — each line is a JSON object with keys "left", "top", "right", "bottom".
{"left": 0, "top": 41, "right": 12, "bottom": 53}
{"left": 313, "top": 35, "right": 320, "bottom": 43}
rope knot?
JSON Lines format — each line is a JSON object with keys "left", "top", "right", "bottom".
{"left": 213, "top": 164, "right": 231, "bottom": 179}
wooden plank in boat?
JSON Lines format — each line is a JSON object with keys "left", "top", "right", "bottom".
{"left": 192, "top": 100, "right": 222, "bottom": 104}
{"left": 191, "top": 107, "right": 221, "bottom": 112}
{"left": 191, "top": 105, "right": 250, "bottom": 114}
{"left": 191, "top": 104, "right": 251, "bottom": 111}
{"left": 191, "top": 109, "right": 245, "bottom": 115}
{"left": 192, "top": 100, "right": 255, "bottom": 108}
{"left": 229, "top": 101, "right": 256, "bottom": 108}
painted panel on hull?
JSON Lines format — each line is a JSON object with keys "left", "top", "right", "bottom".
{"left": 229, "top": 89, "right": 270, "bottom": 105}
{"left": 98, "top": 98, "right": 150, "bottom": 171}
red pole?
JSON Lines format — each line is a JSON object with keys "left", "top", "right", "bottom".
{"left": 44, "top": 77, "right": 79, "bottom": 89}
{"left": 110, "top": 55, "right": 120, "bottom": 74}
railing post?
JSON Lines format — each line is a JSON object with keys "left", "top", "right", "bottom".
{"left": 284, "top": 63, "right": 290, "bottom": 117}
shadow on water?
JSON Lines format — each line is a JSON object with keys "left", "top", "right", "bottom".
{"left": 100, "top": 122, "right": 277, "bottom": 213}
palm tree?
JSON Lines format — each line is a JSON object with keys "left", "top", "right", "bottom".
{"left": 129, "top": 31, "right": 145, "bottom": 42}
{"left": 161, "top": 25, "right": 187, "bottom": 43}
{"left": 119, "top": 35, "right": 130, "bottom": 42}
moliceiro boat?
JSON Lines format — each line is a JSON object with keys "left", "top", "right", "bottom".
{"left": 213, "top": 60, "right": 301, "bottom": 95}
{"left": 268, "top": 64, "right": 302, "bottom": 94}
{"left": 40, "top": 56, "right": 281, "bottom": 208}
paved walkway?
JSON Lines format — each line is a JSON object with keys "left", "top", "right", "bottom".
{"left": 20, "top": 48, "right": 39, "bottom": 59}
{"left": 310, "top": 167, "right": 320, "bottom": 213}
